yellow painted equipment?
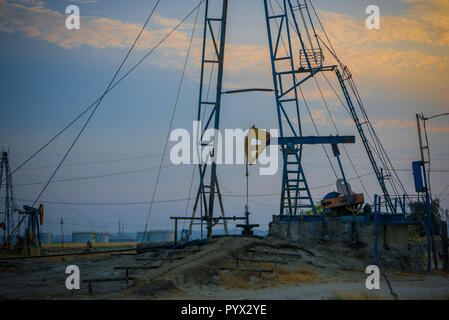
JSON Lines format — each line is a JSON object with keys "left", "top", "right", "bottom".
{"left": 322, "top": 193, "right": 364, "bottom": 213}
{"left": 245, "top": 125, "right": 271, "bottom": 165}
{"left": 39, "top": 204, "right": 44, "bottom": 225}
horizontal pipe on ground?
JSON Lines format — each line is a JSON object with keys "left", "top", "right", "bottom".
{"left": 247, "top": 249, "right": 301, "bottom": 257}
{"left": 237, "top": 257, "right": 288, "bottom": 264}
{"left": 87, "top": 277, "right": 134, "bottom": 293}
{"left": 218, "top": 267, "right": 273, "bottom": 276}
{"left": 114, "top": 266, "right": 160, "bottom": 270}
{"left": 135, "top": 257, "right": 184, "bottom": 261}
{"left": 0, "top": 243, "right": 177, "bottom": 261}
{"left": 87, "top": 277, "right": 134, "bottom": 283}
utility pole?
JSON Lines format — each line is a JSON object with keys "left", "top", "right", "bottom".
{"left": 118, "top": 216, "right": 121, "bottom": 241}
{"left": 416, "top": 114, "right": 438, "bottom": 271}
{"left": 60, "top": 218, "right": 64, "bottom": 252}
{"left": 416, "top": 112, "right": 449, "bottom": 271}
{"left": 442, "top": 220, "right": 448, "bottom": 272}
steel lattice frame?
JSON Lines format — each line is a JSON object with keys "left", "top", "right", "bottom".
{"left": 190, "top": 0, "right": 229, "bottom": 239}
{"left": 0, "top": 150, "right": 17, "bottom": 243}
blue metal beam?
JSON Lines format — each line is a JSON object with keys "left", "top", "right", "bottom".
{"left": 335, "top": 68, "right": 395, "bottom": 214}
{"left": 274, "top": 135, "right": 355, "bottom": 145}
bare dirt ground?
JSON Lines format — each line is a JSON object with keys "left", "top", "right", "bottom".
{"left": 0, "top": 237, "right": 448, "bottom": 300}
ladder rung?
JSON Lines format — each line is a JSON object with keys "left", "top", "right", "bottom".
{"left": 284, "top": 196, "right": 310, "bottom": 200}
{"left": 204, "top": 60, "right": 219, "bottom": 64}
{"left": 268, "top": 14, "right": 285, "bottom": 19}
{"left": 283, "top": 205, "right": 313, "bottom": 208}
{"left": 274, "top": 56, "right": 290, "bottom": 61}
{"left": 292, "top": 4, "right": 307, "bottom": 11}
{"left": 279, "top": 98, "right": 296, "bottom": 103}
{"left": 201, "top": 101, "right": 216, "bottom": 105}
{"left": 207, "top": 18, "right": 222, "bottom": 22}
{"left": 277, "top": 70, "right": 295, "bottom": 75}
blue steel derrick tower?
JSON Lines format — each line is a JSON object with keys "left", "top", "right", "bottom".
{"left": 188, "top": 0, "right": 397, "bottom": 239}
{"left": 190, "top": 0, "right": 230, "bottom": 239}
{"left": 263, "top": 0, "right": 396, "bottom": 216}
{"left": 264, "top": 0, "right": 352, "bottom": 216}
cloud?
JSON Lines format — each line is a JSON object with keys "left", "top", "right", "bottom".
{"left": 344, "top": 118, "right": 448, "bottom": 133}
{"left": 428, "top": 124, "right": 449, "bottom": 132}
{"left": 403, "top": 0, "right": 449, "bottom": 45}
{"left": 72, "top": 0, "right": 98, "bottom": 3}
{"left": 314, "top": 0, "right": 449, "bottom": 107}
{"left": 319, "top": 0, "right": 449, "bottom": 48}
{"left": 0, "top": 0, "right": 272, "bottom": 74}
{"left": 373, "top": 119, "right": 414, "bottom": 129}
{"left": 0, "top": 0, "right": 194, "bottom": 50}
{"left": 1, "top": 0, "right": 448, "bottom": 105}
{"left": 316, "top": 6, "right": 449, "bottom": 76}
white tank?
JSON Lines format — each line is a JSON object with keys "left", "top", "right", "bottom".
{"left": 72, "top": 232, "right": 96, "bottom": 243}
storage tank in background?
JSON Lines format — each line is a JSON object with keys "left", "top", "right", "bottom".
{"left": 137, "top": 230, "right": 174, "bottom": 243}
{"left": 72, "top": 232, "right": 96, "bottom": 243}
{"left": 40, "top": 232, "right": 52, "bottom": 244}
{"left": 136, "top": 232, "right": 151, "bottom": 242}
{"left": 96, "top": 232, "right": 110, "bottom": 243}
{"left": 149, "top": 231, "right": 174, "bottom": 243}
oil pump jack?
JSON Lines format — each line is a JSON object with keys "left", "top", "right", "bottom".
{"left": 183, "top": 0, "right": 405, "bottom": 239}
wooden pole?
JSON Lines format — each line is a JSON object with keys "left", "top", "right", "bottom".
{"left": 60, "top": 218, "right": 64, "bottom": 253}
{"left": 174, "top": 218, "right": 178, "bottom": 245}
{"left": 441, "top": 220, "right": 448, "bottom": 272}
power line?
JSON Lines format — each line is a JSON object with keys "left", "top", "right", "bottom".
{"left": 18, "top": 151, "right": 449, "bottom": 172}
{"left": 31, "top": 0, "right": 163, "bottom": 207}
{"left": 13, "top": 164, "right": 175, "bottom": 187}
{"left": 10, "top": 160, "right": 108, "bottom": 232}
{"left": 314, "top": 74, "right": 372, "bottom": 203}
{"left": 308, "top": 0, "right": 399, "bottom": 299}
{"left": 6, "top": 159, "right": 448, "bottom": 189}
{"left": 7, "top": 172, "right": 376, "bottom": 207}
{"left": 143, "top": 1, "right": 202, "bottom": 236}
{"left": 22, "top": 154, "right": 164, "bottom": 171}
{"left": 1, "top": 0, "right": 202, "bottom": 186}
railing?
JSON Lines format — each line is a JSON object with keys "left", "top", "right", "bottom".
{"left": 299, "top": 48, "right": 323, "bottom": 70}
{"left": 373, "top": 194, "right": 420, "bottom": 215}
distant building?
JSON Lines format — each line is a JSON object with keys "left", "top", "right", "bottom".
{"left": 149, "top": 231, "right": 174, "bottom": 242}
{"left": 109, "top": 232, "right": 137, "bottom": 242}
{"left": 136, "top": 232, "right": 151, "bottom": 242}
{"left": 72, "top": 232, "right": 96, "bottom": 243}
{"left": 136, "top": 231, "right": 174, "bottom": 243}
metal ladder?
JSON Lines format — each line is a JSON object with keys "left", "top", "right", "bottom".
{"left": 281, "top": 147, "right": 316, "bottom": 215}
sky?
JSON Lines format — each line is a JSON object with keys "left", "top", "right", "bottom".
{"left": 0, "top": 0, "right": 448, "bottom": 235}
